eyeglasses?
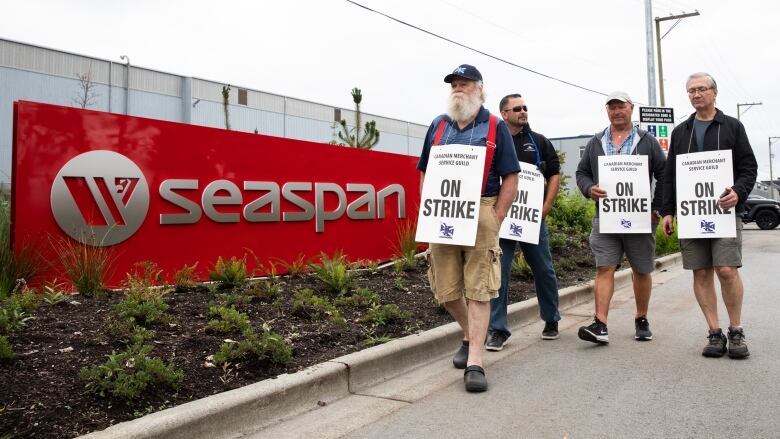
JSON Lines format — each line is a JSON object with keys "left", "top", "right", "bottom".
{"left": 503, "top": 105, "right": 528, "bottom": 112}
{"left": 687, "top": 87, "right": 713, "bottom": 95}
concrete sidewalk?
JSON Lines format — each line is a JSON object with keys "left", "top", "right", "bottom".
{"left": 309, "top": 227, "right": 780, "bottom": 439}
{"left": 81, "top": 252, "right": 681, "bottom": 439}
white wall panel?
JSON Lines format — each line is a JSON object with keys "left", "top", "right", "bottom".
{"left": 286, "top": 98, "right": 333, "bottom": 122}
{"left": 284, "top": 115, "right": 332, "bottom": 144}
{"left": 1, "top": 39, "right": 431, "bottom": 186}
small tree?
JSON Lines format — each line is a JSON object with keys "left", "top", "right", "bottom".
{"left": 73, "top": 66, "right": 100, "bottom": 109}
{"left": 336, "top": 87, "right": 380, "bottom": 149}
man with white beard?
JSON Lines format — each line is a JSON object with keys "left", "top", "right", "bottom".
{"left": 417, "top": 64, "right": 519, "bottom": 392}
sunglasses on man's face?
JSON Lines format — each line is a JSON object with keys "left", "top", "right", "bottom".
{"left": 504, "top": 105, "right": 528, "bottom": 113}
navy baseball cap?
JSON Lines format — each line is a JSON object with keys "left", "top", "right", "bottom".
{"left": 444, "top": 64, "right": 483, "bottom": 83}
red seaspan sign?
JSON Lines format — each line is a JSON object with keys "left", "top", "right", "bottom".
{"left": 12, "top": 101, "right": 420, "bottom": 286}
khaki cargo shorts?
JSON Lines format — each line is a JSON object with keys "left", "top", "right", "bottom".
{"left": 680, "top": 218, "right": 743, "bottom": 270}
{"left": 425, "top": 197, "right": 502, "bottom": 303}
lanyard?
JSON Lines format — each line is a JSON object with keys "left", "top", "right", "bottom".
{"left": 525, "top": 131, "right": 542, "bottom": 170}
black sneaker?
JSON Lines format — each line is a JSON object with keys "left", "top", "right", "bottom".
{"left": 578, "top": 318, "right": 609, "bottom": 344}
{"left": 702, "top": 329, "right": 727, "bottom": 357}
{"left": 727, "top": 327, "right": 750, "bottom": 359}
{"left": 485, "top": 332, "right": 508, "bottom": 351}
{"left": 634, "top": 316, "right": 653, "bottom": 341}
{"left": 453, "top": 340, "right": 469, "bottom": 369}
{"left": 542, "top": 321, "right": 559, "bottom": 340}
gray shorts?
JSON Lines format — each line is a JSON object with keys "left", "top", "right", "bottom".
{"left": 680, "top": 218, "right": 743, "bottom": 270}
{"left": 589, "top": 218, "right": 657, "bottom": 274}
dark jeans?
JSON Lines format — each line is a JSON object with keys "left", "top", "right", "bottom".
{"left": 489, "top": 220, "right": 560, "bottom": 338}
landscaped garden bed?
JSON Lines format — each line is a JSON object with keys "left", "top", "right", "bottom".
{"left": 1, "top": 190, "right": 679, "bottom": 438}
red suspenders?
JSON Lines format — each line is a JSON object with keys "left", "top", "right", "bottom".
{"left": 432, "top": 115, "right": 498, "bottom": 193}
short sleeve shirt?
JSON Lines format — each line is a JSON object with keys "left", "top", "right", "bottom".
{"left": 417, "top": 106, "right": 520, "bottom": 196}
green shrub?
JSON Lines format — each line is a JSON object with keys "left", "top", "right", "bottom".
{"left": 271, "top": 254, "right": 310, "bottom": 277}
{"left": 511, "top": 253, "right": 532, "bottom": 278}
{"left": 0, "top": 194, "right": 44, "bottom": 299}
{"left": 41, "top": 282, "right": 69, "bottom": 305}
{"left": 206, "top": 306, "right": 251, "bottom": 334}
{"left": 292, "top": 289, "right": 345, "bottom": 326}
{"left": 215, "top": 292, "right": 251, "bottom": 307}
{"left": 106, "top": 318, "right": 154, "bottom": 345}
{"left": 548, "top": 192, "right": 594, "bottom": 233}
{"left": 335, "top": 287, "right": 379, "bottom": 308}
{"left": 80, "top": 343, "right": 183, "bottom": 399}
{"left": 125, "top": 261, "right": 166, "bottom": 290}
{"left": 0, "top": 334, "right": 13, "bottom": 360}
{"left": 113, "top": 296, "right": 169, "bottom": 326}
{"left": 212, "top": 326, "right": 292, "bottom": 366}
{"left": 655, "top": 219, "right": 680, "bottom": 255}
{"left": 173, "top": 262, "right": 199, "bottom": 289}
{"left": 50, "top": 233, "right": 116, "bottom": 297}
{"left": 393, "top": 275, "right": 407, "bottom": 291}
{"left": 359, "top": 304, "right": 410, "bottom": 327}
{"left": 362, "top": 259, "right": 381, "bottom": 275}
{"left": 209, "top": 256, "right": 248, "bottom": 289}
{"left": 113, "top": 262, "right": 172, "bottom": 326}
{"left": 0, "top": 287, "right": 40, "bottom": 335}
{"left": 391, "top": 218, "right": 419, "bottom": 271}
{"left": 246, "top": 279, "right": 283, "bottom": 302}
{"left": 309, "top": 250, "right": 354, "bottom": 295}
{"left": 4, "top": 288, "right": 42, "bottom": 314}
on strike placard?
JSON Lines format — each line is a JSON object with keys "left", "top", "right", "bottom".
{"left": 676, "top": 150, "right": 735, "bottom": 239}
{"left": 597, "top": 155, "right": 651, "bottom": 233}
{"left": 499, "top": 163, "right": 544, "bottom": 244}
{"left": 415, "top": 144, "right": 485, "bottom": 245}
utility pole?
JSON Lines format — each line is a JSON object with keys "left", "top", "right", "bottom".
{"left": 645, "top": 0, "right": 657, "bottom": 106}
{"left": 656, "top": 11, "right": 700, "bottom": 106}
{"left": 737, "top": 102, "right": 762, "bottom": 120}
{"left": 770, "top": 137, "right": 780, "bottom": 201}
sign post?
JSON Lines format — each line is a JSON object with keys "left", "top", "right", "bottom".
{"left": 639, "top": 106, "right": 674, "bottom": 154}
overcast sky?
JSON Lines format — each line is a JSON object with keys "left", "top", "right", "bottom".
{"left": 2, "top": 0, "right": 778, "bottom": 179}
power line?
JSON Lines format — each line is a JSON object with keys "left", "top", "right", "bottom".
{"left": 345, "top": 0, "right": 611, "bottom": 98}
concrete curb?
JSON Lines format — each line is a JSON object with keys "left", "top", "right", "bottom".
{"left": 79, "top": 252, "right": 682, "bottom": 439}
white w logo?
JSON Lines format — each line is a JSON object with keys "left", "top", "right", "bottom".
{"left": 51, "top": 151, "right": 150, "bottom": 246}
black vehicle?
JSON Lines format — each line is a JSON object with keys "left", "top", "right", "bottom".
{"left": 741, "top": 195, "right": 780, "bottom": 230}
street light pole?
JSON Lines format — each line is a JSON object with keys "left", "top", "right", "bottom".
{"left": 770, "top": 137, "right": 780, "bottom": 201}
{"left": 655, "top": 11, "right": 700, "bottom": 107}
{"left": 120, "top": 55, "right": 131, "bottom": 115}
{"left": 737, "top": 102, "right": 762, "bottom": 120}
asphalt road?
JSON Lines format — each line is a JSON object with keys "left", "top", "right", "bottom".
{"left": 251, "top": 224, "right": 779, "bottom": 439}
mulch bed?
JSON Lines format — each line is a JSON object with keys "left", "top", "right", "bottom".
{"left": 1, "top": 246, "right": 593, "bottom": 439}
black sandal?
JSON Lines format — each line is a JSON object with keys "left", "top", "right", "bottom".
{"left": 463, "top": 365, "right": 487, "bottom": 392}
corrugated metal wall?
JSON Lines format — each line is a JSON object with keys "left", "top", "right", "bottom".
{"left": 0, "top": 38, "right": 429, "bottom": 187}
{"left": 550, "top": 136, "right": 591, "bottom": 193}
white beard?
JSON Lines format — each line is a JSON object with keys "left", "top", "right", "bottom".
{"left": 446, "top": 91, "right": 482, "bottom": 123}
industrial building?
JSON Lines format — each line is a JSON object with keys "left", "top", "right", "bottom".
{"left": 1, "top": 37, "right": 593, "bottom": 194}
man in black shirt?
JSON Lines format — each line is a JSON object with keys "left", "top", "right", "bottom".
{"left": 486, "top": 94, "right": 562, "bottom": 350}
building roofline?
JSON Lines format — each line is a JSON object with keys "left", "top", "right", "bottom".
{"left": 549, "top": 134, "right": 592, "bottom": 141}
{"left": 0, "top": 36, "right": 428, "bottom": 128}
